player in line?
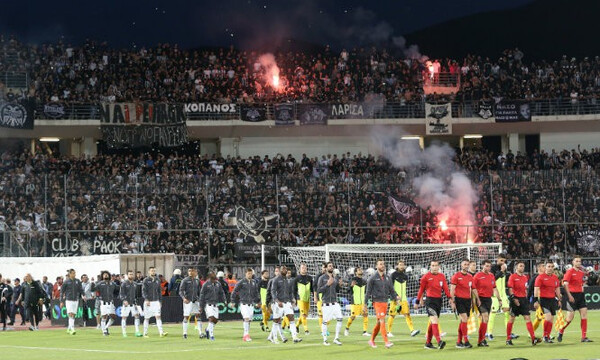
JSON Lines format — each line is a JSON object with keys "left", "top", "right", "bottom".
{"left": 488, "top": 254, "right": 515, "bottom": 340}
{"left": 295, "top": 263, "right": 313, "bottom": 335}
{"left": 318, "top": 262, "right": 344, "bottom": 346}
{"left": 450, "top": 259, "right": 474, "bottom": 348}
{"left": 365, "top": 259, "right": 401, "bottom": 349}
{"left": 473, "top": 260, "right": 502, "bottom": 347}
{"left": 344, "top": 267, "right": 370, "bottom": 337}
{"left": 142, "top": 267, "right": 168, "bottom": 338}
{"left": 534, "top": 261, "right": 562, "bottom": 343}
{"left": 506, "top": 260, "right": 541, "bottom": 346}
{"left": 179, "top": 268, "right": 202, "bottom": 339}
{"left": 259, "top": 269, "right": 272, "bottom": 333}
{"left": 415, "top": 260, "right": 453, "bottom": 350}
{"left": 96, "top": 270, "right": 118, "bottom": 336}
{"left": 59, "top": 269, "right": 83, "bottom": 335}
{"left": 199, "top": 271, "right": 227, "bottom": 340}
{"left": 387, "top": 260, "right": 420, "bottom": 338}
{"left": 271, "top": 265, "right": 302, "bottom": 343}
{"left": 120, "top": 270, "right": 143, "bottom": 337}
{"left": 558, "top": 256, "right": 593, "bottom": 343}
{"left": 314, "top": 263, "right": 327, "bottom": 331}
{"left": 230, "top": 268, "right": 261, "bottom": 342}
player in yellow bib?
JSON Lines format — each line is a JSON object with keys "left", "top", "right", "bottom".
{"left": 259, "top": 270, "right": 272, "bottom": 332}
{"left": 387, "top": 260, "right": 420, "bottom": 337}
{"left": 344, "top": 267, "right": 370, "bottom": 336}
{"left": 295, "top": 263, "right": 313, "bottom": 335}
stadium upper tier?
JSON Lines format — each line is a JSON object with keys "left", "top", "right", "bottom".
{"left": 1, "top": 36, "right": 598, "bottom": 106}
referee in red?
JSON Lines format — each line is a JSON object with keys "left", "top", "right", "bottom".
{"left": 534, "top": 261, "right": 562, "bottom": 343}
{"left": 558, "top": 255, "right": 593, "bottom": 343}
{"left": 506, "top": 260, "right": 541, "bottom": 346}
{"left": 473, "top": 260, "right": 502, "bottom": 347}
{"left": 450, "top": 259, "right": 474, "bottom": 349}
{"left": 415, "top": 260, "right": 454, "bottom": 350}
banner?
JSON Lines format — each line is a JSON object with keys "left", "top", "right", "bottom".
{"left": 174, "top": 254, "right": 208, "bottom": 268}
{"left": 577, "top": 230, "right": 600, "bottom": 253}
{"left": 388, "top": 194, "right": 419, "bottom": 223}
{"left": 426, "top": 103, "right": 452, "bottom": 135}
{"left": 183, "top": 103, "right": 237, "bottom": 114}
{"left": 240, "top": 104, "right": 267, "bottom": 122}
{"left": 298, "top": 104, "right": 328, "bottom": 125}
{"left": 274, "top": 103, "right": 294, "bottom": 125}
{"left": 234, "top": 243, "right": 278, "bottom": 258}
{"left": 330, "top": 103, "right": 364, "bottom": 119}
{"left": 100, "top": 102, "right": 187, "bottom": 148}
{"left": 42, "top": 102, "right": 66, "bottom": 119}
{"left": 0, "top": 95, "right": 35, "bottom": 129}
{"left": 477, "top": 100, "right": 494, "bottom": 120}
{"left": 224, "top": 206, "right": 279, "bottom": 243}
{"left": 495, "top": 100, "right": 531, "bottom": 122}
{"left": 50, "top": 237, "right": 125, "bottom": 257}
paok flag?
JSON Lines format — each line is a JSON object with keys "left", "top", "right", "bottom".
{"left": 388, "top": 194, "right": 418, "bottom": 222}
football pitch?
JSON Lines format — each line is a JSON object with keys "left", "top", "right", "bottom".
{"left": 1, "top": 312, "right": 599, "bottom": 360}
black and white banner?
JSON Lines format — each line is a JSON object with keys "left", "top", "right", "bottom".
{"left": 42, "top": 102, "right": 66, "bottom": 119}
{"left": 495, "top": 100, "right": 531, "bottom": 122}
{"left": 100, "top": 102, "right": 187, "bottom": 148}
{"left": 426, "top": 103, "right": 452, "bottom": 135}
{"left": 183, "top": 102, "right": 237, "bottom": 114}
{"left": 477, "top": 100, "right": 494, "bottom": 120}
{"left": 388, "top": 194, "right": 419, "bottom": 223}
{"left": 50, "top": 237, "right": 125, "bottom": 257}
{"left": 0, "top": 95, "right": 35, "bottom": 129}
{"left": 224, "top": 206, "right": 279, "bottom": 243}
{"left": 298, "top": 104, "right": 328, "bottom": 125}
{"left": 240, "top": 104, "right": 267, "bottom": 122}
{"left": 234, "top": 243, "right": 277, "bottom": 258}
{"left": 330, "top": 103, "right": 365, "bottom": 119}
{"left": 274, "top": 103, "right": 294, "bottom": 125}
{"left": 174, "top": 254, "right": 208, "bottom": 268}
{"left": 577, "top": 230, "right": 600, "bottom": 253}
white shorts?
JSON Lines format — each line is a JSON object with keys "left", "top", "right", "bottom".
{"left": 65, "top": 300, "right": 79, "bottom": 315}
{"left": 271, "top": 302, "right": 294, "bottom": 319}
{"left": 121, "top": 304, "right": 142, "bottom": 317}
{"left": 322, "top": 303, "right": 343, "bottom": 323}
{"left": 205, "top": 304, "right": 219, "bottom": 319}
{"left": 144, "top": 301, "right": 161, "bottom": 318}
{"left": 240, "top": 304, "right": 255, "bottom": 319}
{"left": 100, "top": 302, "right": 116, "bottom": 316}
{"left": 183, "top": 301, "right": 200, "bottom": 317}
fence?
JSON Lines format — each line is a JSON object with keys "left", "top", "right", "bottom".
{"left": 1, "top": 71, "right": 28, "bottom": 89}
{"left": 1, "top": 169, "right": 599, "bottom": 262}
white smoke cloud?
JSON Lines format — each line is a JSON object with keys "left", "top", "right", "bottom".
{"left": 372, "top": 127, "right": 478, "bottom": 242}
{"left": 393, "top": 36, "right": 428, "bottom": 61}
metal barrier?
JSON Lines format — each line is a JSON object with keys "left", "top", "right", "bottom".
{"left": 2, "top": 71, "right": 28, "bottom": 89}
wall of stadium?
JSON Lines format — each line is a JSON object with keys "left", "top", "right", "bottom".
{"left": 540, "top": 132, "right": 600, "bottom": 153}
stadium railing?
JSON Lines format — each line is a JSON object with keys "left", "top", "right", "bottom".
{"left": 1, "top": 71, "right": 28, "bottom": 89}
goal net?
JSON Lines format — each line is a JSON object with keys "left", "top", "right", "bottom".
{"left": 285, "top": 243, "right": 502, "bottom": 317}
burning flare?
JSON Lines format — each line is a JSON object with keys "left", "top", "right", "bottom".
{"left": 439, "top": 220, "right": 448, "bottom": 231}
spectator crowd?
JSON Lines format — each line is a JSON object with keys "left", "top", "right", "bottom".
{"left": 1, "top": 145, "right": 599, "bottom": 262}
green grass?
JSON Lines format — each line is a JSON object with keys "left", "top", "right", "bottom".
{"left": 1, "top": 312, "right": 599, "bottom": 360}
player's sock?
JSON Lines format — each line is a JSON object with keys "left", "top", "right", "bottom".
{"left": 461, "top": 322, "right": 469, "bottom": 343}
{"left": 143, "top": 319, "right": 149, "bottom": 335}
{"left": 156, "top": 319, "right": 163, "bottom": 334}
{"left": 405, "top": 315, "right": 414, "bottom": 332}
{"left": 560, "top": 320, "right": 571, "bottom": 334}
{"left": 478, "top": 322, "right": 487, "bottom": 343}
{"left": 431, "top": 323, "right": 441, "bottom": 343}
{"left": 426, "top": 323, "right": 433, "bottom": 343}
{"left": 371, "top": 322, "right": 380, "bottom": 342}
{"left": 363, "top": 316, "right": 368, "bottom": 332}
{"left": 457, "top": 323, "right": 463, "bottom": 343}
{"left": 526, "top": 321, "right": 535, "bottom": 340}
{"left": 543, "top": 320, "right": 552, "bottom": 337}
{"left": 134, "top": 318, "right": 140, "bottom": 333}
{"left": 122, "top": 318, "right": 127, "bottom": 334}
{"left": 581, "top": 319, "right": 587, "bottom": 339}
{"left": 346, "top": 316, "right": 354, "bottom": 328}
{"left": 183, "top": 320, "right": 189, "bottom": 335}
{"left": 322, "top": 323, "right": 328, "bottom": 341}
{"left": 335, "top": 319, "right": 343, "bottom": 339}
{"left": 207, "top": 322, "right": 214, "bottom": 338}
{"left": 506, "top": 322, "right": 514, "bottom": 341}
{"left": 488, "top": 311, "right": 496, "bottom": 335}
{"left": 68, "top": 317, "right": 74, "bottom": 331}
{"left": 106, "top": 318, "right": 114, "bottom": 328}
{"left": 387, "top": 316, "right": 395, "bottom": 333}
{"left": 198, "top": 321, "right": 203, "bottom": 334}
{"left": 243, "top": 321, "right": 250, "bottom": 336}
{"left": 290, "top": 321, "right": 298, "bottom": 338}
{"left": 101, "top": 318, "right": 107, "bottom": 331}
{"left": 276, "top": 323, "right": 284, "bottom": 340}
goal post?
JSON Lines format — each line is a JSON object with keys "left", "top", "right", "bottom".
{"left": 284, "top": 243, "right": 502, "bottom": 317}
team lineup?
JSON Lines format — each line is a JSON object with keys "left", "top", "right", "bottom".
{"left": 53, "top": 255, "right": 592, "bottom": 351}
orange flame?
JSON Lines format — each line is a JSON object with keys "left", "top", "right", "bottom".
{"left": 439, "top": 220, "right": 448, "bottom": 231}
{"left": 272, "top": 75, "right": 280, "bottom": 88}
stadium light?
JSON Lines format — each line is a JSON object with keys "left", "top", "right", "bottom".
{"left": 401, "top": 136, "right": 421, "bottom": 140}
{"left": 463, "top": 134, "right": 483, "bottom": 139}
{"left": 39, "top": 137, "right": 60, "bottom": 142}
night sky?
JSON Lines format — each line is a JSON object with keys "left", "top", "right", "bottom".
{"left": 0, "top": 0, "right": 534, "bottom": 50}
